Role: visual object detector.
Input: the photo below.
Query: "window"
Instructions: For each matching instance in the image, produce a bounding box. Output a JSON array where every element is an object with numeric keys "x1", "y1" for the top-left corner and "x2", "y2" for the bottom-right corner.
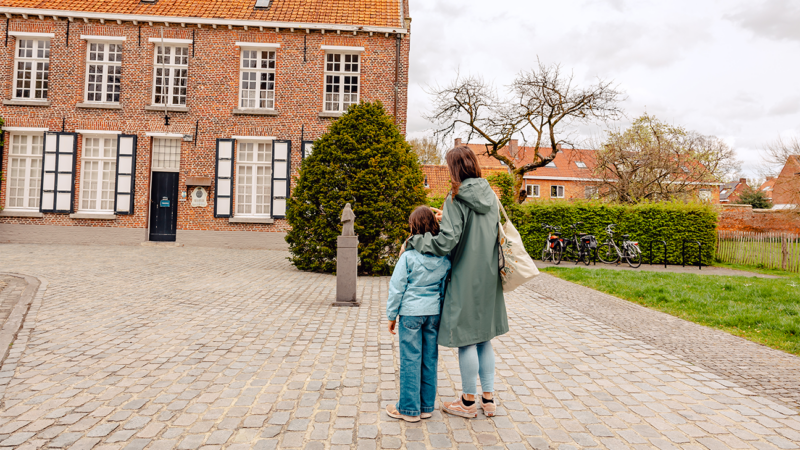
[
  {"x1": 545, "y1": 161, "x2": 556, "y2": 168},
  {"x1": 85, "y1": 42, "x2": 122, "y2": 103},
  {"x1": 153, "y1": 45, "x2": 189, "y2": 106},
  {"x1": 13, "y1": 39, "x2": 50, "y2": 100},
  {"x1": 585, "y1": 185, "x2": 598, "y2": 199},
  {"x1": 526, "y1": 184, "x2": 540, "y2": 197},
  {"x1": 236, "y1": 141, "x2": 272, "y2": 217},
  {"x1": 424, "y1": 176, "x2": 429, "y2": 188},
  {"x1": 551, "y1": 185, "x2": 565, "y2": 198},
  {"x1": 239, "y1": 49, "x2": 276, "y2": 109},
  {"x1": 5, "y1": 134, "x2": 43, "y2": 210},
  {"x1": 152, "y1": 138, "x2": 181, "y2": 171},
  {"x1": 324, "y1": 53, "x2": 360, "y2": 112},
  {"x1": 699, "y1": 189, "x2": 712, "y2": 201},
  {"x1": 79, "y1": 136, "x2": 117, "y2": 212},
  {"x1": 575, "y1": 161, "x2": 587, "y2": 168}
]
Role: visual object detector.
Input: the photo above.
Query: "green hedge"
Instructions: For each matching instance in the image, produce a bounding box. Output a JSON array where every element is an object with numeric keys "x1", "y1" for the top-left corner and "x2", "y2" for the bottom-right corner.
[{"x1": 510, "y1": 201, "x2": 717, "y2": 265}]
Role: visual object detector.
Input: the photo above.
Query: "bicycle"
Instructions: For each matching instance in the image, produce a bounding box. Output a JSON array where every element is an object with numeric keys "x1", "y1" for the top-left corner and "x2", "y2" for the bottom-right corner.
[
  {"x1": 540, "y1": 224, "x2": 564, "y2": 265},
  {"x1": 597, "y1": 224, "x2": 642, "y2": 268},
  {"x1": 561, "y1": 222, "x2": 592, "y2": 265}
]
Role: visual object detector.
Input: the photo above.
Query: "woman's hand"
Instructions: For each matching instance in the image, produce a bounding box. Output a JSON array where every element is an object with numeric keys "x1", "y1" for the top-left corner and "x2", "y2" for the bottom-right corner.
[
  {"x1": 388, "y1": 320, "x2": 397, "y2": 335},
  {"x1": 399, "y1": 241, "x2": 406, "y2": 256},
  {"x1": 430, "y1": 207, "x2": 443, "y2": 222}
]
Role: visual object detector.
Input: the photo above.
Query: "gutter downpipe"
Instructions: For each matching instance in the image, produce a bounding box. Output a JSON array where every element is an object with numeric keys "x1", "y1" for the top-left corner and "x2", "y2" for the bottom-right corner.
[{"x1": 394, "y1": 35, "x2": 400, "y2": 126}]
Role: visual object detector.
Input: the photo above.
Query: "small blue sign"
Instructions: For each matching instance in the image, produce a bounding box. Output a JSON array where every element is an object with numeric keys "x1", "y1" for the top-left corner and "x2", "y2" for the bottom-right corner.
[{"x1": 160, "y1": 198, "x2": 170, "y2": 208}]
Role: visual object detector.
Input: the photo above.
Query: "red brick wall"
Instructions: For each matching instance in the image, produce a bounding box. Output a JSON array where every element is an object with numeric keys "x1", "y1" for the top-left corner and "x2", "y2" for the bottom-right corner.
[
  {"x1": 717, "y1": 205, "x2": 800, "y2": 233},
  {"x1": 0, "y1": 18, "x2": 410, "y2": 233}
]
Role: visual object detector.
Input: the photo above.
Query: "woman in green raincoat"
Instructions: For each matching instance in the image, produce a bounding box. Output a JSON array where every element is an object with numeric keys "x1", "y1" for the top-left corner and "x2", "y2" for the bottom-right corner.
[{"x1": 405, "y1": 146, "x2": 508, "y2": 418}]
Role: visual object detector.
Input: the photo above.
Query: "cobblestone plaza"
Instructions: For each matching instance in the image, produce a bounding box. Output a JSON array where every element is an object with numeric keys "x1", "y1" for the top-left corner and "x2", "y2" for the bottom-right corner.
[{"x1": 0, "y1": 244, "x2": 798, "y2": 449}]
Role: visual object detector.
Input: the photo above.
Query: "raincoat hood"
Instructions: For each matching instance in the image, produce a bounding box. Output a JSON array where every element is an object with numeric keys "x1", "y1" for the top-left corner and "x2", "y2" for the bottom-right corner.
[{"x1": 455, "y1": 178, "x2": 495, "y2": 215}]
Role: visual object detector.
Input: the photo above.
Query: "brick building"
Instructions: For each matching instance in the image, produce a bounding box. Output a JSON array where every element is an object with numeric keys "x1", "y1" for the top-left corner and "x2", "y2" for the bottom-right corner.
[
  {"x1": 0, "y1": 0, "x2": 411, "y2": 246},
  {"x1": 771, "y1": 155, "x2": 800, "y2": 209},
  {"x1": 719, "y1": 178, "x2": 748, "y2": 204}
]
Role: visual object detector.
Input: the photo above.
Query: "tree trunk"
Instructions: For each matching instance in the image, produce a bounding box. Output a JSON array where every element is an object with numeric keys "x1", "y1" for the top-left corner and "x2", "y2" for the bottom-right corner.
[{"x1": 514, "y1": 174, "x2": 525, "y2": 204}]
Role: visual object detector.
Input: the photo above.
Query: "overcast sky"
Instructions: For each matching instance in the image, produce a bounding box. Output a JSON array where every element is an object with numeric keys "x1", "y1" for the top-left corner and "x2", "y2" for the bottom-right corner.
[{"x1": 405, "y1": 0, "x2": 800, "y2": 178}]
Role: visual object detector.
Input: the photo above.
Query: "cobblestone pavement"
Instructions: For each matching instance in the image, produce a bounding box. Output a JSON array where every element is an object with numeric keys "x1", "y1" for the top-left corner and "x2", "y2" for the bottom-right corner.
[
  {"x1": 0, "y1": 275, "x2": 26, "y2": 327},
  {"x1": 0, "y1": 244, "x2": 798, "y2": 450}
]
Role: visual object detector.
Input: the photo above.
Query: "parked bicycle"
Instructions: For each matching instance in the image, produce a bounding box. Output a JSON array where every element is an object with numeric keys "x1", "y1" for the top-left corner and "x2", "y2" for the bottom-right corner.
[
  {"x1": 597, "y1": 224, "x2": 642, "y2": 268},
  {"x1": 561, "y1": 222, "x2": 593, "y2": 265},
  {"x1": 540, "y1": 224, "x2": 564, "y2": 265}
]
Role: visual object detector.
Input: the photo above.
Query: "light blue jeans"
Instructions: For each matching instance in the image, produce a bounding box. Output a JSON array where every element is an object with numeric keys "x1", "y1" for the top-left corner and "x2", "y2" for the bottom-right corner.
[
  {"x1": 398, "y1": 315, "x2": 440, "y2": 416},
  {"x1": 458, "y1": 340, "x2": 495, "y2": 395}
]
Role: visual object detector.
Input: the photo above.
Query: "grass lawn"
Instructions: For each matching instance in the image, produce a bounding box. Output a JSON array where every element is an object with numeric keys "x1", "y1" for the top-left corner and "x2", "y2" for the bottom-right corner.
[{"x1": 542, "y1": 267, "x2": 800, "y2": 355}]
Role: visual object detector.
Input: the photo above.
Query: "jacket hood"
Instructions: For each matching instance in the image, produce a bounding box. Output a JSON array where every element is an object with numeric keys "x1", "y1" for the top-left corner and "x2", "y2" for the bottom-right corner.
[
  {"x1": 414, "y1": 250, "x2": 449, "y2": 272},
  {"x1": 454, "y1": 178, "x2": 495, "y2": 214}
]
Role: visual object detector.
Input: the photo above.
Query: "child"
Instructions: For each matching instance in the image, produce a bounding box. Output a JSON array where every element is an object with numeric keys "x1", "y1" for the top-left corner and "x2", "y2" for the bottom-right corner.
[{"x1": 386, "y1": 206, "x2": 451, "y2": 423}]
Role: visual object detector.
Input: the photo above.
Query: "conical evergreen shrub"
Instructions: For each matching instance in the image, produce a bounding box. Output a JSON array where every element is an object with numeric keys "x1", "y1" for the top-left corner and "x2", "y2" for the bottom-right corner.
[{"x1": 286, "y1": 102, "x2": 427, "y2": 275}]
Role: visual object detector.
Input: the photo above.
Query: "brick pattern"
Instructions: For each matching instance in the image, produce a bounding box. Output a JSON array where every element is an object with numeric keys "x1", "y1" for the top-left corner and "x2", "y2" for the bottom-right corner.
[
  {"x1": 773, "y1": 156, "x2": 800, "y2": 207},
  {"x1": 718, "y1": 205, "x2": 800, "y2": 234},
  {"x1": 0, "y1": 244, "x2": 798, "y2": 449},
  {"x1": 0, "y1": 17, "x2": 410, "y2": 234},
  {"x1": 0, "y1": 0, "x2": 405, "y2": 28}
]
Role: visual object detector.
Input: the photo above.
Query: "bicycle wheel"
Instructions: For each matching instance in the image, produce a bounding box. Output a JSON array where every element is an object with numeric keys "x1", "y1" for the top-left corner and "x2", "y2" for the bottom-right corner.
[
  {"x1": 541, "y1": 243, "x2": 550, "y2": 262},
  {"x1": 625, "y1": 246, "x2": 642, "y2": 268},
  {"x1": 597, "y1": 243, "x2": 619, "y2": 264},
  {"x1": 581, "y1": 249, "x2": 591, "y2": 266},
  {"x1": 553, "y1": 244, "x2": 563, "y2": 265}
]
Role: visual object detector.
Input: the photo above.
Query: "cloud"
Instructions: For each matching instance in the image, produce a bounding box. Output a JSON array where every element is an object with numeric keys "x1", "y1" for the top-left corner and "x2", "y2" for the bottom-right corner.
[
  {"x1": 727, "y1": 0, "x2": 800, "y2": 42},
  {"x1": 768, "y1": 96, "x2": 800, "y2": 116}
]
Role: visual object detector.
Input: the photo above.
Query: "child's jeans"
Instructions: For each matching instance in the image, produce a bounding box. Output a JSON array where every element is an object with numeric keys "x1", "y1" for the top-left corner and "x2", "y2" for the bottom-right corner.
[{"x1": 398, "y1": 314, "x2": 440, "y2": 416}]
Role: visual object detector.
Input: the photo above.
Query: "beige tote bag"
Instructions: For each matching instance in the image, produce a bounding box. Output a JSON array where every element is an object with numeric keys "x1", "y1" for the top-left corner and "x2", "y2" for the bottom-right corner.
[{"x1": 497, "y1": 197, "x2": 540, "y2": 292}]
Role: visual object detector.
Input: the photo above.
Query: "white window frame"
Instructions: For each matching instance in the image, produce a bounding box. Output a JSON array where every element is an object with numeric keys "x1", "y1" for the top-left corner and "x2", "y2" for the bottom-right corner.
[
  {"x1": 236, "y1": 43, "x2": 279, "y2": 110},
  {"x1": 526, "y1": 184, "x2": 540, "y2": 198},
  {"x1": 575, "y1": 161, "x2": 587, "y2": 168},
  {"x1": 4, "y1": 132, "x2": 45, "y2": 211},
  {"x1": 234, "y1": 138, "x2": 273, "y2": 218},
  {"x1": 151, "y1": 44, "x2": 189, "y2": 106},
  {"x1": 585, "y1": 185, "x2": 598, "y2": 199},
  {"x1": 150, "y1": 136, "x2": 182, "y2": 172},
  {"x1": 699, "y1": 189, "x2": 712, "y2": 201},
  {"x1": 323, "y1": 49, "x2": 362, "y2": 112},
  {"x1": 83, "y1": 37, "x2": 125, "y2": 104},
  {"x1": 78, "y1": 134, "x2": 118, "y2": 213},
  {"x1": 551, "y1": 185, "x2": 565, "y2": 198},
  {"x1": 545, "y1": 161, "x2": 556, "y2": 168},
  {"x1": 12, "y1": 36, "x2": 52, "y2": 100}
]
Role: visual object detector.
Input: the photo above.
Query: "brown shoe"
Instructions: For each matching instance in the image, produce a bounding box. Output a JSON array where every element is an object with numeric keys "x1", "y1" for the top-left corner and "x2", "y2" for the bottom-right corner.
[
  {"x1": 385, "y1": 404, "x2": 420, "y2": 423},
  {"x1": 480, "y1": 396, "x2": 496, "y2": 417},
  {"x1": 441, "y1": 396, "x2": 478, "y2": 418}
]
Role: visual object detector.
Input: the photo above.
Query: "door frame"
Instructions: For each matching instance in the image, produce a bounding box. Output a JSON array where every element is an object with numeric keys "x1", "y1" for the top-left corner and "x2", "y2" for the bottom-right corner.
[{"x1": 145, "y1": 134, "x2": 183, "y2": 242}]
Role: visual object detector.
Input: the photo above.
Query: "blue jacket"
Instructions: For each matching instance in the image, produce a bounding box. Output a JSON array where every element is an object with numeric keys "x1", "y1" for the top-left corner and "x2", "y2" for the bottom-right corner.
[{"x1": 387, "y1": 249, "x2": 451, "y2": 321}]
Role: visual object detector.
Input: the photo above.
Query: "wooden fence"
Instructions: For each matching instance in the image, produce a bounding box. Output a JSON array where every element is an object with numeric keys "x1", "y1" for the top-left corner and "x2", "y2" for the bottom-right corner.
[{"x1": 716, "y1": 231, "x2": 800, "y2": 273}]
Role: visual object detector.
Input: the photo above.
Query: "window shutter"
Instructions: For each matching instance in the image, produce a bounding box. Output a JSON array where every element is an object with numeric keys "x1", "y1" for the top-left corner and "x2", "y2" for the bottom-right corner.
[
  {"x1": 271, "y1": 140, "x2": 291, "y2": 218},
  {"x1": 301, "y1": 141, "x2": 314, "y2": 159},
  {"x1": 40, "y1": 132, "x2": 77, "y2": 214},
  {"x1": 114, "y1": 134, "x2": 138, "y2": 215},
  {"x1": 215, "y1": 138, "x2": 235, "y2": 218}
]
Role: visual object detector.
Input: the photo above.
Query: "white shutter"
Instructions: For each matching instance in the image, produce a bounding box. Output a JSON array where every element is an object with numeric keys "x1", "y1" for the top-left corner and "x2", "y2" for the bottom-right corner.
[
  {"x1": 114, "y1": 134, "x2": 138, "y2": 215},
  {"x1": 215, "y1": 138, "x2": 235, "y2": 218},
  {"x1": 40, "y1": 132, "x2": 77, "y2": 213},
  {"x1": 301, "y1": 141, "x2": 314, "y2": 159},
  {"x1": 271, "y1": 140, "x2": 291, "y2": 218}
]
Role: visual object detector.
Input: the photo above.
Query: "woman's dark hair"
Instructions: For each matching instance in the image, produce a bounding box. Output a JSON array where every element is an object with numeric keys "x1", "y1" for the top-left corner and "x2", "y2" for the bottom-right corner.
[
  {"x1": 409, "y1": 206, "x2": 440, "y2": 236},
  {"x1": 446, "y1": 146, "x2": 482, "y2": 195}
]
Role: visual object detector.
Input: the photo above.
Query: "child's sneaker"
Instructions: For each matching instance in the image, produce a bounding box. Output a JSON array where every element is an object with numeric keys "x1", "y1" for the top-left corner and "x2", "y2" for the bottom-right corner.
[
  {"x1": 480, "y1": 396, "x2": 496, "y2": 417},
  {"x1": 441, "y1": 396, "x2": 478, "y2": 418},
  {"x1": 386, "y1": 404, "x2": 420, "y2": 423},
  {"x1": 420, "y1": 412, "x2": 432, "y2": 419}
]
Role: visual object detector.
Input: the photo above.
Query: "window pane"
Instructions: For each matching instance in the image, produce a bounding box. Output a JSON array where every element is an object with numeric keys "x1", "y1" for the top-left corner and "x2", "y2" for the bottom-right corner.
[{"x1": 152, "y1": 138, "x2": 181, "y2": 171}]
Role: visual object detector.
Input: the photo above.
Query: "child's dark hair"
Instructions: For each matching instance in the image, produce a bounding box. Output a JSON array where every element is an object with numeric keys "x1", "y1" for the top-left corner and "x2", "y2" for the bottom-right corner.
[{"x1": 409, "y1": 206, "x2": 440, "y2": 236}]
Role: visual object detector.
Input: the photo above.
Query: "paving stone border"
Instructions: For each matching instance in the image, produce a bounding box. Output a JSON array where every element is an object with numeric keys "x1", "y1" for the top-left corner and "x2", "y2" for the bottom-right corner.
[
  {"x1": 0, "y1": 273, "x2": 44, "y2": 370},
  {"x1": 524, "y1": 273, "x2": 800, "y2": 410}
]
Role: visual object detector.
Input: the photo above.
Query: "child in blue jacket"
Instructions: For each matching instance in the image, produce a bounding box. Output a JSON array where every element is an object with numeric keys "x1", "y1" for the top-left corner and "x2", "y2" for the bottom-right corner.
[{"x1": 386, "y1": 206, "x2": 451, "y2": 422}]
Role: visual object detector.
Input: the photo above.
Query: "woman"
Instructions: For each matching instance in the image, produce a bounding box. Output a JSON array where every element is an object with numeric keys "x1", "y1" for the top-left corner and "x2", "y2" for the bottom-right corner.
[{"x1": 405, "y1": 145, "x2": 508, "y2": 418}]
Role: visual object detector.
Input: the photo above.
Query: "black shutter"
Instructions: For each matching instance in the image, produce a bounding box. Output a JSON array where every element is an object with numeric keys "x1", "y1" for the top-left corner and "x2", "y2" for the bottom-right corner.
[
  {"x1": 214, "y1": 138, "x2": 235, "y2": 218},
  {"x1": 114, "y1": 134, "x2": 138, "y2": 215},
  {"x1": 40, "y1": 132, "x2": 78, "y2": 214}
]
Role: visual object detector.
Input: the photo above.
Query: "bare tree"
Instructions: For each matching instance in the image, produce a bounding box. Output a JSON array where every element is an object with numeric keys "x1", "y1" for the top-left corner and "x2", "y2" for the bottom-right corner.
[
  {"x1": 593, "y1": 114, "x2": 740, "y2": 203},
  {"x1": 760, "y1": 136, "x2": 800, "y2": 177},
  {"x1": 408, "y1": 137, "x2": 444, "y2": 165},
  {"x1": 426, "y1": 61, "x2": 624, "y2": 202}
]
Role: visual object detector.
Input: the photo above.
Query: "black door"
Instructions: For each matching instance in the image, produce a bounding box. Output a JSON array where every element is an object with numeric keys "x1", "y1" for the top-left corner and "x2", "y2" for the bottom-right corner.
[{"x1": 149, "y1": 172, "x2": 179, "y2": 242}]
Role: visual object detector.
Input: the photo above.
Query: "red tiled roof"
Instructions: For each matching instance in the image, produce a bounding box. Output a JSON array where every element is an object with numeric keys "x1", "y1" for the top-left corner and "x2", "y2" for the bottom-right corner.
[
  {"x1": 466, "y1": 143, "x2": 599, "y2": 180},
  {"x1": 0, "y1": 0, "x2": 404, "y2": 28}
]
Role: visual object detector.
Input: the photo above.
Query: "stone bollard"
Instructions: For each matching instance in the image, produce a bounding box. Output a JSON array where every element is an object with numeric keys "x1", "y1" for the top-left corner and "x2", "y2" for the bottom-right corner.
[{"x1": 333, "y1": 203, "x2": 360, "y2": 307}]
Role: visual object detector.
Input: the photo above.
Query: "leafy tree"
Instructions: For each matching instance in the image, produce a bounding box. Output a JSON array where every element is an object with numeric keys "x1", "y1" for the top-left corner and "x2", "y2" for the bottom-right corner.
[
  {"x1": 285, "y1": 102, "x2": 427, "y2": 275},
  {"x1": 737, "y1": 186, "x2": 773, "y2": 210},
  {"x1": 594, "y1": 114, "x2": 740, "y2": 203},
  {"x1": 408, "y1": 137, "x2": 443, "y2": 165}
]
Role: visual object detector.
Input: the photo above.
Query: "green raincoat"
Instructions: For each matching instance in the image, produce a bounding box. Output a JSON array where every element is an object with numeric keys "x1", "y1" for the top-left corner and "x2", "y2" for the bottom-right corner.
[{"x1": 406, "y1": 177, "x2": 508, "y2": 348}]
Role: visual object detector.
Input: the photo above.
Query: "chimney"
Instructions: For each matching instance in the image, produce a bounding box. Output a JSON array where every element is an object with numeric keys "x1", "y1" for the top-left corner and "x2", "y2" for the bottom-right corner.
[
  {"x1": 509, "y1": 139, "x2": 518, "y2": 155},
  {"x1": 454, "y1": 138, "x2": 462, "y2": 147},
  {"x1": 739, "y1": 178, "x2": 748, "y2": 186}
]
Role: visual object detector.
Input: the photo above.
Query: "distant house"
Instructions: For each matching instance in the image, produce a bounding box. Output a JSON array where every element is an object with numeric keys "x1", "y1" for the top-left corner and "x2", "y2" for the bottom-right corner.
[
  {"x1": 759, "y1": 177, "x2": 776, "y2": 203},
  {"x1": 771, "y1": 155, "x2": 800, "y2": 209},
  {"x1": 719, "y1": 178, "x2": 748, "y2": 204}
]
